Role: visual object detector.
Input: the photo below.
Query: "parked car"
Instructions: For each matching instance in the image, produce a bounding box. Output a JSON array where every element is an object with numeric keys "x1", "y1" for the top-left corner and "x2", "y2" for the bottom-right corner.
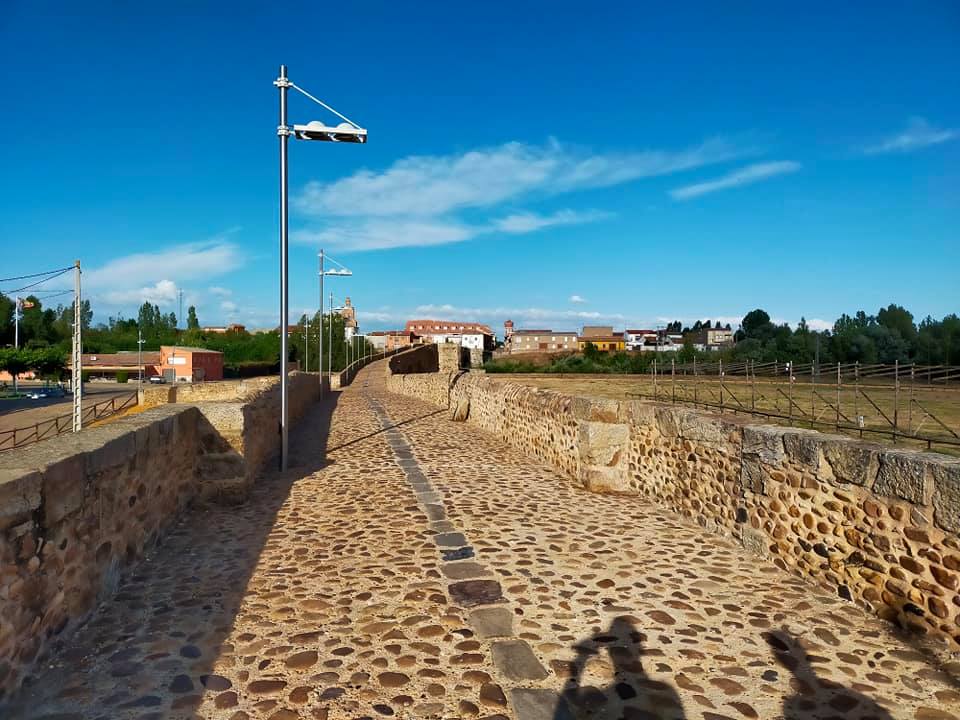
[
  {"x1": 148, "y1": 376, "x2": 166, "y2": 384},
  {"x1": 27, "y1": 387, "x2": 66, "y2": 400}
]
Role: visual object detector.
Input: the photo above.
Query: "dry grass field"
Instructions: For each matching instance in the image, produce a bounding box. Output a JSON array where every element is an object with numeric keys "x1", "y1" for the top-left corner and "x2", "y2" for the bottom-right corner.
[{"x1": 503, "y1": 373, "x2": 960, "y2": 456}]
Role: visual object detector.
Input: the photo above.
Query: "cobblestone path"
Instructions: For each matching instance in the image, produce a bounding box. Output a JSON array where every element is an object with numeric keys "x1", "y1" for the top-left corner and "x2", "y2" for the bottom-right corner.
[{"x1": 8, "y1": 363, "x2": 960, "y2": 720}]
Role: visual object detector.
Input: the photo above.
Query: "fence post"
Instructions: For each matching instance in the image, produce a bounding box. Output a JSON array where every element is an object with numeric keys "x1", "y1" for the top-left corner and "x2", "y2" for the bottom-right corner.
[
  {"x1": 908, "y1": 364, "x2": 914, "y2": 435},
  {"x1": 893, "y1": 359, "x2": 899, "y2": 444},
  {"x1": 836, "y1": 362, "x2": 841, "y2": 432},
  {"x1": 719, "y1": 358, "x2": 724, "y2": 411},
  {"x1": 693, "y1": 356, "x2": 698, "y2": 407},
  {"x1": 751, "y1": 359, "x2": 756, "y2": 410},
  {"x1": 671, "y1": 357, "x2": 675, "y2": 403},
  {"x1": 652, "y1": 358, "x2": 657, "y2": 401},
  {"x1": 855, "y1": 361, "x2": 862, "y2": 438},
  {"x1": 788, "y1": 360, "x2": 794, "y2": 426}
]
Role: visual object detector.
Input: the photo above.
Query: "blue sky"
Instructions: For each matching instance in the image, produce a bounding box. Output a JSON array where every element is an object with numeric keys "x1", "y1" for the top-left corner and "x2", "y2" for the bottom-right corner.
[{"x1": 1, "y1": 2, "x2": 958, "y2": 336}]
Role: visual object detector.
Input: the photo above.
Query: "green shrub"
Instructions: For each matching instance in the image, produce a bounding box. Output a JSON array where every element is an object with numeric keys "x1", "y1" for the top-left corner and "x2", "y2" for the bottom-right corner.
[
  {"x1": 81, "y1": 370, "x2": 91, "y2": 383},
  {"x1": 116, "y1": 371, "x2": 129, "y2": 384}
]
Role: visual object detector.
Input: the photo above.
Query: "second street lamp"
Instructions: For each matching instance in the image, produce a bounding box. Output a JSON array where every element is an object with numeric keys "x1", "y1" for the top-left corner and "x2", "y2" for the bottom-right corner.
[
  {"x1": 318, "y1": 249, "x2": 352, "y2": 400},
  {"x1": 276, "y1": 64, "x2": 366, "y2": 472}
]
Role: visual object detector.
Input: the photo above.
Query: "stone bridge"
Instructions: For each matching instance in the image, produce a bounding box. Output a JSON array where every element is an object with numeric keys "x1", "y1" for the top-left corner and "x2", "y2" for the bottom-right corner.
[{"x1": 1, "y1": 350, "x2": 959, "y2": 719}]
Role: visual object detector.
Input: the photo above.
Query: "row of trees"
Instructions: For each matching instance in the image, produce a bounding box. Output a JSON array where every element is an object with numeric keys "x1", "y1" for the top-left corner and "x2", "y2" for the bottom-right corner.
[
  {"x1": 0, "y1": 348, "x2": 67, "y2": 384},
  {"x1": 730, "y1": 305, "x2": 959, "y2": 366},
  {"x1": 0, "y1": 290, "x2": 372, "y2": 386}
]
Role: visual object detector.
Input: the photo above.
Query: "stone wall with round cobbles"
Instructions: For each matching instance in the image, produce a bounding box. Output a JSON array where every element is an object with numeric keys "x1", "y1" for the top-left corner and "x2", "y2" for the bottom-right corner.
[
  {"x1": 0, "y1": 405, "x2": 202, "y2": 702},
  {"x1": 0, "y1": 372, "x2": 325, "y2": 702},
  {"x1": 386, "y1": 365, "x2": 960, "y2": 650}
]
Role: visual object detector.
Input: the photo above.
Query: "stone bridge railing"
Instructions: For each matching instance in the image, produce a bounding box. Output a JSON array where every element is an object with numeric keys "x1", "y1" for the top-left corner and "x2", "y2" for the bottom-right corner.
[{"x1": 386, "y1": 356, "x2": 960, "y2": 651}]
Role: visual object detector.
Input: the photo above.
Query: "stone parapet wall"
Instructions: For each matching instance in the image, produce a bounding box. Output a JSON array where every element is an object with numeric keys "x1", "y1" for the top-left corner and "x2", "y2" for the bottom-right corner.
[
  {"x1": 387, "y1": 367, "x2": 960, "y2": 649},
  {"x1": 141, "y1": 372, "x2": 322, "y2": 489},
  {"x1": 139, "y1": 376, "x2": 279, "y2": 408},
  {"x1": 0, "y1": 405, "x2": 202, "y2": 701},
  {"x1": 0, "y1": 371, "x2": 325, "y2": 701}
]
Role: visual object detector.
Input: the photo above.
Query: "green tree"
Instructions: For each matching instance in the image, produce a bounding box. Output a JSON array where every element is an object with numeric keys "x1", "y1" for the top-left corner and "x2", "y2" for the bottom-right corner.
[
  {"x1": 0, "y1": 292, "x2": 14, "y2": 346},
  {"x1": 0, "y1": 348, "x2": 30, "y2": 390},
  {"x1": 877, "y1": 304, "x2": 917, "y2": 347},
  {"x1": 29, "y1": 347, "x2": 67, "y2": 379},
  {"x1": 741, "y1": 309, "x2": 773, "y2": 340},
  {"x1": 187, "y1": 305, "x2": 200, "y2": 330}
]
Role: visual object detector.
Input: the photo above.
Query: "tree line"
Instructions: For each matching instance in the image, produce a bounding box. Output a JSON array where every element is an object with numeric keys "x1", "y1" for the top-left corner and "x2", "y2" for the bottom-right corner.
[{"x1": 0, "y1": 291, "x2": 370, "y2": 386}]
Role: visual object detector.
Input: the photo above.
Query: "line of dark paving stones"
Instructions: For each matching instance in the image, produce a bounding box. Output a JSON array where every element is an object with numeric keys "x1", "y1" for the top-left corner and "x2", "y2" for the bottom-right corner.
[{"x1": 362, "y1": 385, "x2": 571, "y2": 720}]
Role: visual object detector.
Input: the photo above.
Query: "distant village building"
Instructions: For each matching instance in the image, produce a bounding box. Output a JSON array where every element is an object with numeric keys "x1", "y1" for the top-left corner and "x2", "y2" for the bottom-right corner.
[
  {"x1": 508, "y1": 329, "x2": 578, "y2": 354},
  {"x1": 404, "y1": 320, "x2": 494, "y2": 351},
  {"x1": 578, "y1": 326, "x2": 625, "y2": 352},
  {"x1": 202, "y1": 324, "x2": 246, "y2": 334},
  {"x1": 339, "y1": 297, "x2": 359, "y2": 341},
  {"x1": 68, "y1": 352, "x2": 161, "y2": 381},
  {"x1": 367, "y1": 330, "x2": 417, "y2": 352},
  {"x1": 158, "y1": 346, "x2": 224, "y2": 382},
  {"x1": 366, "y1": 332, "x2": 387, "y2": 352},
  {"x1": 624, "y1": 329, "x2": 658, "y2": 351}
]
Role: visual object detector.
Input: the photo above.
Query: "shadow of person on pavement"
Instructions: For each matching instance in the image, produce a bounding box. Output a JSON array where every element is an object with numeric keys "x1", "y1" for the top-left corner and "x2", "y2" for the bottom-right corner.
[
  {"x1": 557, "y1": 615, "x2": 687, "y2": 719},
  {"x1": 764, "y1": 630, "x2": 894, "y2": 720}
]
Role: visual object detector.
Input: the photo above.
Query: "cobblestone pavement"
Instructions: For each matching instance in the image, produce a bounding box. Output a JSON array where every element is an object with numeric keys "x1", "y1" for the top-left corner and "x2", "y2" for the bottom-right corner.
[{"x1": 8, "y1": 363, "x2": 960, "y2": 720}]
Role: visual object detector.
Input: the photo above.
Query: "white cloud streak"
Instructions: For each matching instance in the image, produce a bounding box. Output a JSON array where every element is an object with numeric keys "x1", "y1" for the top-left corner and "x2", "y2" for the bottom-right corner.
[
  {"x1": 669, "y1": 161, "x2": 801, "y2": 200},
  {"x1": 492, "y1": 209, "x2": 610, "y2": 234},
  {"x1": 295, "y1": 138, "x2": 743, "y2": 219},
  {"x1": 865, "y1": 117, "x2": 957, "y2": 155},
  {"x1": 82, "y1": 237, "x2": 245, "y2": 322},
  {"x1": 293, "y1": 137, "x2": 751, "y2": 252},
  {"x1": 85, "y1": 239, "x2": 243, "y2": 289},
  {"x1": 569, "y1": 294, "x2": 587, "y2": 304}
]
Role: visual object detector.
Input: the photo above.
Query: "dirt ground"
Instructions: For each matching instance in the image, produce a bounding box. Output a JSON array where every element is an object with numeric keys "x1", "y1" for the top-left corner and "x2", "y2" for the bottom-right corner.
[{"x1": 499, "y1": 373, "x2": 960, "y2": 456}]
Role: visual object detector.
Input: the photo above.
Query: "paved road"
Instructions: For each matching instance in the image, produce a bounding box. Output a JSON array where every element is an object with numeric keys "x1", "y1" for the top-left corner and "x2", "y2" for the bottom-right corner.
[
  {"x1": 0, "y1": 385, "x2": 136, "y2": 437},
  {"x1": 7, "y1": 363, "x2": 959, "y2": 719}
]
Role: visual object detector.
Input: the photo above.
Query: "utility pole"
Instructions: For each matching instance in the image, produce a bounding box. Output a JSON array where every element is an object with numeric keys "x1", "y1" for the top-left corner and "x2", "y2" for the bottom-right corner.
[
  {"x1": 303, "y1": 314, "x2": 309, "y2": 372},
  {"x1": 72, "y1": 260, "x2": 82, "y2": 433},
  {"x1": 13, "y1": 297, "x2": 20, "y2": 396},
  {"x1": 319, "y1": 249, "x2": 324, "y2": 396},
  {"x1": 178, "y1": 289, "x2": 184, "y2": 330},
  {"x1": 328, "y1": 290, "x2": 333, "y2": 379},
  {"x1": 137, "y1": 325, "x2": 144, "y2": 389}
]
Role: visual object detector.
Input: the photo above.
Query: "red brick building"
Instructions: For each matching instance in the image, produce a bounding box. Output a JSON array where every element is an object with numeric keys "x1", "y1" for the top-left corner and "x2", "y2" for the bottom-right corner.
[{"x1": 158, "y1": 346, "x2": 224, "y2": 382}]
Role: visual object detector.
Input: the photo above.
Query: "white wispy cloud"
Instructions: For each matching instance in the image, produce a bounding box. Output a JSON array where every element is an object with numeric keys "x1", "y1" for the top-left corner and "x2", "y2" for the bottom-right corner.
[
  {"x1": 865, "y1": 117, "x2": 957, "y2": 155},
  {"x1": 82, "y1": 236, "x2": 244, "y2": 322},
  {"x1": 220, "y1": 300, "x2": 238, "y2": 314},
  {"x1": 293, "y1": 136, "x2": 751, "y2": 252},
  {"x1": 357, "y1": 310, "x2": 397, "y2": 323},
  {"x1": 669, "y1": 161, "x2": 801, "y2": 200},
  {"x1": 569, "y1": 294, "x2": 587, "y2": 304},
  {"x1": 85, "y1": 239, "x2": 243, "y2": 289},
  {"x1": 295, "y1": 138, "x2": 743, "y2": 219},
  {"x1": 492, "y1": 209, "x2": 609, "y2": 234},
  {"x1": 209, "y1": 286, "x2": 233, "y2": 297},
  {"x1": 293, "y1": 219, "x2": 475, "y2": 252},
  {"x1": 101, "y1": 279, "x2": 180, "y2": 306}
]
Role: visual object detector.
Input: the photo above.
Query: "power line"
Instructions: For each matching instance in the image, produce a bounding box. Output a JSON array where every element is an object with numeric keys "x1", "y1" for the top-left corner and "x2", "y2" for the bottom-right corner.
[
  {"x1": 0, "y1": 265, "x2": 74, "y2": 284},
  {"x1": 3, "y1": 267, "x2": 73, "y2": 294}
]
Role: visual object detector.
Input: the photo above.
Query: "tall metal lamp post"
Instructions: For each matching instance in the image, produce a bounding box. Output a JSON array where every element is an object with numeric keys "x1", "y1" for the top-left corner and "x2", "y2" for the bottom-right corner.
[
  {"x1": 317, "y1": 249, "x2": 352, "y2": 399},
  {"x1": 275, "y1": 64, "x2": 367, "y2": 471}
]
